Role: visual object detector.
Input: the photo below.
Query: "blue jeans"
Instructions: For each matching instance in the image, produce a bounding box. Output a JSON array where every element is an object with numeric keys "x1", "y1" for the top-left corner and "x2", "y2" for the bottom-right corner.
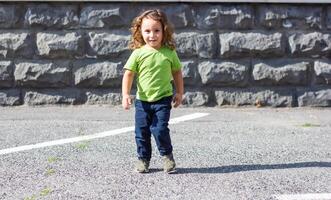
[{"x1": 135, "y1": 96, "x2": 173, "y2": 161}]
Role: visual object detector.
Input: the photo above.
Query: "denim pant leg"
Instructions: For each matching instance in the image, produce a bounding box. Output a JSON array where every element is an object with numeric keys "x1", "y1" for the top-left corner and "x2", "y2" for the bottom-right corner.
[
  {"x1": 135, "y1": 100, "x2": 152, "y2": 160},
  {"x1": 150, "y1": 96, "x2": 173, "y2": 156}
]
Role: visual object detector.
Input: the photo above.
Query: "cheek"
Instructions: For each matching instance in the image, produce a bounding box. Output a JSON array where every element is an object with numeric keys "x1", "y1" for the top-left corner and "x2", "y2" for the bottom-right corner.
[{"x1": 142, "y1": 33, "x2": 148, "y2": 38}]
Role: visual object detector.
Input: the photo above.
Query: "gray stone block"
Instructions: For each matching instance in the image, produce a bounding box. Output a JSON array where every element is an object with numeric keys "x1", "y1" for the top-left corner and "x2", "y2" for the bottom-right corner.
[
  {"x1": 328, "y1": 7, "x2": 331, "y2": 29},
  {"x1": 297, "y1": 88, "x2": 331, "y2": 107},
  {"x1": 0, "y1": 89, "x2": 21, "y2": 106},
  {"x1": 73, "y1": 60, "x2": 123, "y2": 88},
  {"x1": 194, "y1": 5, "x2": 253, "y2": 29},
  {"x1": 313, "y1": 60, "x2": 331, "y2": 85},
  {"x1": 182, "y1": 91, "x2": 210, "y2": 107},
  {"x1": 24, "y1": 89, "x2": 84, "y2": 105},
  {"x1": 87, "y1": 31, "x2": 130, "y2": 58},
  {"x1": 0, "y1": 4, "x2": 21, "y2": 28},
  {"x1": 14, "y1": 60, "x2": 71, "y2": 88},
  {"x1": 80, "y1": 4, "x2": 135, "y2": 28},
  {"x1": 175, "y1": 32, "x2": 196, "y2": 57},
  {"x1": 137, "y1": 4, "x2": 194, "y2": 28},
  {"x1": 219, "y1": 32, "x2": 284, "y2": 58},
  {"x1": 252, "y1": 59, "x2": 310, "y2": 86},
  {"x1": 288, "y1": 32, "x2": 331, "y2": 57},
  {"x1": 196, "y1": 33, "x2": 218, "y2": 58},
  {"x1": 175, "y1": 32, "x2": 217, "y2": 58},
  {"x1": 36, "y1": 32, "x2": 84, "y2": 58},
  {"x1": 85, "y1": 90, "x2": 121, "y2": 105},
  {"x1": 258, "y1": 5, "x2": 322, "y2": 29},
  {"x1": 25, "y1": 4, "x2": 79, "y2": 29},
  {"x1": 198, "y1": 60, "x2": 249, "y2": 86},
  {"x1": 163, "y1": 4, "x2": 194, "y2": 28},
  {"x1": 182, "y1": 60, "x2": 198, "y2": 86},
  {"x1": 215, "y1": 88, "x2": 294, "y2": 107},
  {"x1": 0, "y1": 32, "x2": 33, "y2": 58},
  {"x1": 0, "y1": 61, "x2": 14, "y2": 88}
]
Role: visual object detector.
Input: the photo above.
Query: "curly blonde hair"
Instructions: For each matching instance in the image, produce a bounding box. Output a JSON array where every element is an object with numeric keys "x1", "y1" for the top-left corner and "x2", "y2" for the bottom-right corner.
[{"x1": 129, "y1": 9, "x2": 176, "y2": 50}]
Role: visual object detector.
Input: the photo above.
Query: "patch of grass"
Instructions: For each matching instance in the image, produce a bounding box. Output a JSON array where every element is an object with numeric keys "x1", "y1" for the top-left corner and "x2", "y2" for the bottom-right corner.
[
  {"x1": 46, "y1": 168, "x2": 55, "y2": 176},
  {"x1": 40, "y1": 187, "x2": 52, "y2": 197},
  {"x1": 24, "y1": 195, "x2": 36, "y2": 200},
  {"x1": 301, "y1": 123, "x2": 320, "y2": 127},
  {"x1": 75, "y1": 141, "x2": 90, "y2": 150},
  {"x1": 24, "y1": 187, "x2": 52, "y2": 200},
  {"x1": 47, "y1": 156, "x2": 59, "y2": 163}
]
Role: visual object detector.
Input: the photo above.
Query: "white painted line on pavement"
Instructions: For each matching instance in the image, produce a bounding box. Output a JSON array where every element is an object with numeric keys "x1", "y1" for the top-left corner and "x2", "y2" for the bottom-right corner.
[
  {"x1": 0, "y1": 112, "x2": 209, "y2": 155},
  {"x1": 169, "y1": 112, "x2": 209, "y2": 124},
  {"x1": 273, "y1": 193, "x2": 331, "y2": 200}
]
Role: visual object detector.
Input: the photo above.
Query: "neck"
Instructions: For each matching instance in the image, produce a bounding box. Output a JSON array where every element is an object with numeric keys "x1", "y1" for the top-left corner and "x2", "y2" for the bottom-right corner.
[{"x1": 144, "y1": 45, "x2": 162, "y2": 50}]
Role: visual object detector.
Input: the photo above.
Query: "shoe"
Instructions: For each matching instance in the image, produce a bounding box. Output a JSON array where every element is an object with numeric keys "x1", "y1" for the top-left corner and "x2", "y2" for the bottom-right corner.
[
  {"x1": 135, "y1": 159, "x2": 150, "y2": 173},
  {"x1": 162, "y1": 153, "x2": 176, "y2": 173}
]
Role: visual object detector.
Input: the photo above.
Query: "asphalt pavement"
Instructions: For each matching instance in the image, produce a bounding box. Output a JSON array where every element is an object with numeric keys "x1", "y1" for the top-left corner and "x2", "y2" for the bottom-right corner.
[{"x1": 0, "y1": 106, "x2": 330, "y2": 200}]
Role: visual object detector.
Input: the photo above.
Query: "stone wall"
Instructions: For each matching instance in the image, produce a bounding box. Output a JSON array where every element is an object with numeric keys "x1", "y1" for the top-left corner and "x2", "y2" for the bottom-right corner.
[{"x1": 0, "y1": 2, "x2": 331, "y2": 107}]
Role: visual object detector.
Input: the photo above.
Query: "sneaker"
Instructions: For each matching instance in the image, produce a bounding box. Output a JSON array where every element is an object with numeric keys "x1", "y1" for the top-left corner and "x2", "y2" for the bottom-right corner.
[
  {"x1": 162, "y1": 153, "x2": 176, "y2": 173},
  {"x1": 135, "y1": 159, "x2": 150, "y2": 173}
]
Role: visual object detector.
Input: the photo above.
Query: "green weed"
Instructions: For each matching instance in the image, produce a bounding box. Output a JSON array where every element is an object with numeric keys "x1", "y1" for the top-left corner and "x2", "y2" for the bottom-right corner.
[
  {"x1": 47, "y1": 156, "x2": 59, "y2": 163},
  {"x1": 301, "y1": 123, "x2": 320, "y2": 127},
  {"x1": 24, "y1": 187, "x2": 52, "y2": 199},
  {"x1": 75, "y1": 141, "x2": 90, "y2": 150},
  {"x1": 40, "y1": 187, "x2": 52, "y2": 196},
  {"x1": 24, "y1": 195, "x2": 36, "y2": 200},
  {"x1": 46, "y1": 168, "x2": 55, "y2": 176}
]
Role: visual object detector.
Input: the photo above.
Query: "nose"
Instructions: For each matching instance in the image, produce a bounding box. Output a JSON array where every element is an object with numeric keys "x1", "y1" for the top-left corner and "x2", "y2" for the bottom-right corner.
[{"x1": 150, "y1": 31, "x2": 155, "y2": 37}]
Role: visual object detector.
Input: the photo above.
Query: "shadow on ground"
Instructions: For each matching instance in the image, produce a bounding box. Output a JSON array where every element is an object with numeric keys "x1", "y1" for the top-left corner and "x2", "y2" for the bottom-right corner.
[{"x1": 175, "y1": 161, "x2": 331, "y2": 174}]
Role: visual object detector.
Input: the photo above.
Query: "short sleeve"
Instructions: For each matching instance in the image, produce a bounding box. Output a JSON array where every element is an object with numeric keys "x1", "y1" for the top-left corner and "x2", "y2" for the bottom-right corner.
[
  {"x1": 171, "y1": 50, "x2": 182, "y2": 71},
  {"x1": 124, "y1": 49, "x2": 139, "y2": 73}
]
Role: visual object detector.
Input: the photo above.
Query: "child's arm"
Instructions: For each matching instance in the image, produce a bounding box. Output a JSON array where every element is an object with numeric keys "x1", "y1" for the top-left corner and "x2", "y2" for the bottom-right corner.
[
  {"x1": 122, "y1": 70, "x2": 135, "y2": 110},
  {"x1": 172, "y1": 69, "x2": 184, "y2": 108}
]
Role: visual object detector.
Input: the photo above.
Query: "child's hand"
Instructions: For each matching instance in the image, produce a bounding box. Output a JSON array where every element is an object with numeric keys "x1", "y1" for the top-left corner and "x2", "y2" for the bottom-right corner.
[
  {"x1": 122, "y1": 95, "x2": 132, "y2": 110},
  {"x1": 172, "y1": 93, "x2": 183, "y2": 108}
]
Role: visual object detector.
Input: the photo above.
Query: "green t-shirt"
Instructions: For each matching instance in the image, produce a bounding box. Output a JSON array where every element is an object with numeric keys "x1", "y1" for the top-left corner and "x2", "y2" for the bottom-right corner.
[{"x1": 124, "y1": 45, "x2": 182, "y2": 102}]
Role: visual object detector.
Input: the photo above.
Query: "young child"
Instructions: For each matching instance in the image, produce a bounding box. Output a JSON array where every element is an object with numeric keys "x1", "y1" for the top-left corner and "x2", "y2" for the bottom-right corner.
[{"x1": 122, "y1": 9, "x2": 184, "y2": 173}]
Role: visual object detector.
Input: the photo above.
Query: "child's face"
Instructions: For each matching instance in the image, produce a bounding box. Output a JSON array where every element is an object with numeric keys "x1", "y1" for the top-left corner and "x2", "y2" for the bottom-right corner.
[{"x1": 141, "y1": 18, "x2": 163, "y2": 49}]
